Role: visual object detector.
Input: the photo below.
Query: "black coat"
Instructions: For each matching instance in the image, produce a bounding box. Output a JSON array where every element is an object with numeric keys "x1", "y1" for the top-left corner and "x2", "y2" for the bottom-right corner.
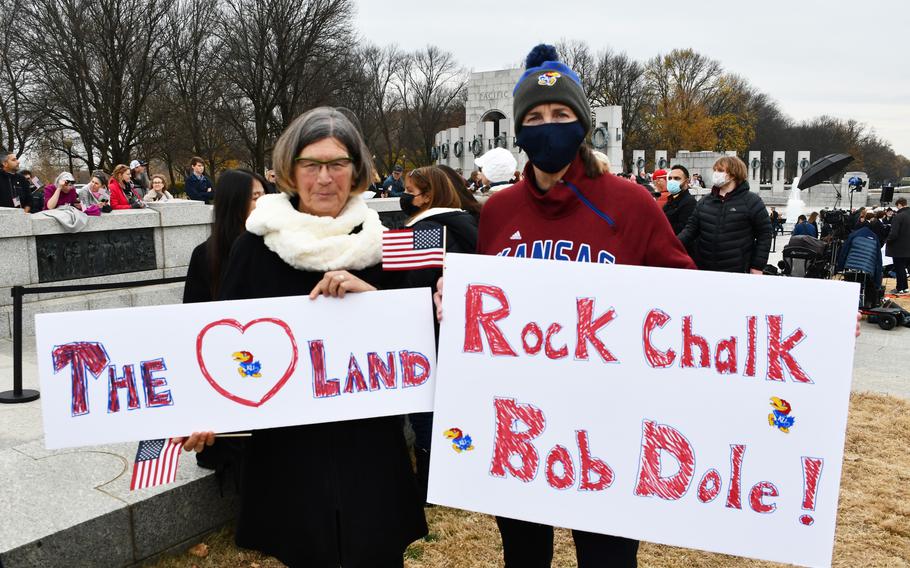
[
  {"x1": 886, "y1": 207, "x2": 910, "y2": 258},
  {"x1": 867, "y1": 219, "x2": 889, "y2": 246},
  {"x1": 677, "y1": 181, "x2": 772, "y2": 273},
  {"x1": 401, "y1": 210, "x2": 478, "y2": 292},
  {"x1": 0, "y1": 169, "x2": 33, "y2": 210},
  {"x1": 218, "y1": 229, "x2": 427, "y2": 567},
  {"x1": 183, "y1": 240, "x2": 213, "y2": 303},
  {"x1": 663, "y1": 189, "x2": 697, "y2": 234}
]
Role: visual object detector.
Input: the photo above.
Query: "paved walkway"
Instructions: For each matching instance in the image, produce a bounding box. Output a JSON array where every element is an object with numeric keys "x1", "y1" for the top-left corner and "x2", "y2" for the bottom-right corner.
[{"x1": 0, "y1": 336, "x2": 238, "y2": 567}]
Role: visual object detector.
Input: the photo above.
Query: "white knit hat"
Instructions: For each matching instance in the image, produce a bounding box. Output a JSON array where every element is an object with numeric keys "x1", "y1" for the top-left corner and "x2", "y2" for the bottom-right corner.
[{"x1": 474, "y1": 148, "x2": 517, "y2": 184}]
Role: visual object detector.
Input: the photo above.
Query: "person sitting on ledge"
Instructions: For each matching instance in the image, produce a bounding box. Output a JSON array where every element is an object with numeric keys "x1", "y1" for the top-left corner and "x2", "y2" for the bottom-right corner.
[
  {"x1": 44, "y1": 172, "x2": 82, "y2": 210},
  {"x1": 143, "y1": 175, "x2": 174, "y2": 202}
]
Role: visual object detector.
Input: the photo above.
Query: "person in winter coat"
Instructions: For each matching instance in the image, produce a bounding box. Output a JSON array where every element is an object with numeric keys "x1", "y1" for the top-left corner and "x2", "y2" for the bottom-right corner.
[
  {"x1": 177, "y1": 107, "x2": 427, "y2": 568},
  {"x1": 435, "y1": 43, "x2": 695, "y2": 568},
  {"x1": 142, "y1": 175, "x2": 174, "y2": 202},
  {"x1": 108, "y1": 164, "x2": 142, "y2": 210},
  {"x1": 884, "y1": 197, "x2": 910, "y2": 294},
  {"x1": 400, "y1": 165, "x2": 479, "y2": 504},
  {"x1": 382, "y1": 164, "x2": 406, "y2": 197},
  {"x1": 791, "y1": 215, "x2": 818, "y2": 238},
  {"x1": 869, "y1": 211, "x2": 889, "y2": 245},
  {"x1": 474, "y1": 147, "x2": 517, "y2": 193},
  {"x1": 0, "y1": 151, "x2": 33, "y2": 211},
  {"x1": 184, "y1": 157, "x2": 214, "y2": 203},
  {"x1": 77, "y1": 174, "x2": 110, "y2": 208},
  {"x1": 836, "y1": 225, "x2": 883, "y2": 290},
  {"x1": 129, "y1": 160, "x2": 149, "y2": 198},
  {"x1": 663, "y1": 164, "x2": 697, "y2": 234},
  {"x1": 677, "y1": 156, "x2": 772, "y2": 274}
]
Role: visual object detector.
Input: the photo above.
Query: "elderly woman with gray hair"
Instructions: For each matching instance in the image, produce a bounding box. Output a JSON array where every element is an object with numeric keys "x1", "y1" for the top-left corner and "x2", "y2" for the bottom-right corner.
[{"x1": 178, "y1": 107, "x2": 427, "y2": 567}]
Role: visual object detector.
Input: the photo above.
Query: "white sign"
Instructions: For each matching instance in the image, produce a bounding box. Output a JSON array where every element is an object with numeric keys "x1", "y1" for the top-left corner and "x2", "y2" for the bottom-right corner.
[
  {"x1": 37, "y1": 289, "x2": 437, "y2": 449},
  {"x1": 428, "y1": 254, "x2": 858, "y2": 568}
]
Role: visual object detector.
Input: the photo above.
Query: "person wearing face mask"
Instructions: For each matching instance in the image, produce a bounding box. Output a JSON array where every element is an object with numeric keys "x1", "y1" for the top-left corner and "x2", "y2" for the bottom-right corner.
[
  {"x1": 662, "y1": 164, "x2": 697, "y2": 234},
  {"x1": 677, "y1": 156, "x2": 772, "y2": 274},
  {"x1": 467, "y1": 43, "x2": 695, "y2": 568},
  {"x1": 400, "y1": 166, "x2": 478, "y2": 504}
]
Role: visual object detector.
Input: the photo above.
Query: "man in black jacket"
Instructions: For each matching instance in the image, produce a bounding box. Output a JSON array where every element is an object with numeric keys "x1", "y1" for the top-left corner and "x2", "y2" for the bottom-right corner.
[
  {"x1": 885, "y1": 197, "x2": 910, "y2": 294},
  {"x1": 678, "y1": 156, "x2": 772, "y2": 274},
  {"x1": 664, "y1": 164, "x2": 697, "y2": 234},
  {"x1": 0, "y1": 151, "x2": 32, "y2": 212}
]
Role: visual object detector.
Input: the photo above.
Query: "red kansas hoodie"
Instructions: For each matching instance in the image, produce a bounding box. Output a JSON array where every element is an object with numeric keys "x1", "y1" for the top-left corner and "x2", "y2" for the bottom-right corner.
[{"x1": 478, "y1": 155, "x2": 696, "y2": 270}]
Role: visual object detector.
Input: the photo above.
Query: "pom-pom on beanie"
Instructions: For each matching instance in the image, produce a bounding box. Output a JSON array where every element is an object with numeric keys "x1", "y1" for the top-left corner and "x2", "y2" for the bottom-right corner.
[{"x1": 512, "y1": 44, "x2": 592, "y2": 136}]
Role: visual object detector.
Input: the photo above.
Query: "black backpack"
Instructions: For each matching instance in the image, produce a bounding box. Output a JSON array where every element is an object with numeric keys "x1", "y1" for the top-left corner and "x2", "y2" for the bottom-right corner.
[{"x1": 30, "y1": 187, "x2": 44, "y2": 213}]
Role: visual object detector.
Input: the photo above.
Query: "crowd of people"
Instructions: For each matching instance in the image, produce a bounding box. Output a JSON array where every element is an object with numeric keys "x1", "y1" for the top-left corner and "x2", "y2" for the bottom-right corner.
[
  {"x1": 2, "y1": 41, "x2": 885, "y2": 568},
  {"x1": 0, "y1": 153, "x2": 278, "y2": 215}
]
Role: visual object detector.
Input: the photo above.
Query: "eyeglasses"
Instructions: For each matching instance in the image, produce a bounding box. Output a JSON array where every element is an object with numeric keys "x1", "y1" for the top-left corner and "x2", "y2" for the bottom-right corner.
[{"x1": 294, "y1": 156, "x2": 353, "y2": 176}]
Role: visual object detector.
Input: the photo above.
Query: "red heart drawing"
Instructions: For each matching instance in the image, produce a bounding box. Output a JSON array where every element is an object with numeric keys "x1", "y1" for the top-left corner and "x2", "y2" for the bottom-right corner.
[{"x1": 195, "y1": 317, "x2": 299, "y2": 407}]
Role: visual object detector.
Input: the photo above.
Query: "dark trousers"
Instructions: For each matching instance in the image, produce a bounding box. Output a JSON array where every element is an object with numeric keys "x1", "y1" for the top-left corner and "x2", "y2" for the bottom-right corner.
[
  {"x1": 894, "y1": 257, "x2": 909, "y2": 291},
  {"x1": 408, "y1": 411, "x2": 433, "y2": 503},
  {"x1": 496, "y1": 517, "x2": 639, "y2": 568}
]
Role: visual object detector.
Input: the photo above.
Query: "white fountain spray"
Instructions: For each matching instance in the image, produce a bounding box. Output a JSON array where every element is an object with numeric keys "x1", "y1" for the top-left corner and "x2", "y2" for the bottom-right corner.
[{"x1": 785, "y1": 176, "x2": 805, "y2": 231}]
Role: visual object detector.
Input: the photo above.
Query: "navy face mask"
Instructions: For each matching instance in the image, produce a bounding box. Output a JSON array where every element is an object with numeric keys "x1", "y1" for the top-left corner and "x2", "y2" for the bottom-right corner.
[
  {"x1": 516, "y1": 121, "x2": 586, "y2": 174},
  {"x1": 399, "y1": 193, "x2": 421, "y2": 216}
]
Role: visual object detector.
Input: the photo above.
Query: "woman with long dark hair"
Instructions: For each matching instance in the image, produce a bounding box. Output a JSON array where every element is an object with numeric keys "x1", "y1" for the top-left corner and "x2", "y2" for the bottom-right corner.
[
  {"x1": 183, "y1": 169, "x2": 265, "y2": 303},
  {"x1": 437, "y1": 164, "x2": 482, "y2": 221}
]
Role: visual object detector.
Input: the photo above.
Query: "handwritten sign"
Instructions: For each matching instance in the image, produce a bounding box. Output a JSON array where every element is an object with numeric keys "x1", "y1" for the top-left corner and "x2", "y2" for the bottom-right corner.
[
  {"x1": 36, "y1": 289, "x2": 437, "y2": 449},
  {"x1": 428, "y1": 254, "x2": 858, "y2": 568}
]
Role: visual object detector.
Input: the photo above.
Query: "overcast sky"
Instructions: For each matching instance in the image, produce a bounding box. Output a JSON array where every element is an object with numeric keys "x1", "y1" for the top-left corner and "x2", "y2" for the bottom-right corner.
[{"x1": 356, "y1": 0, "x2": 910, "y2": 157}]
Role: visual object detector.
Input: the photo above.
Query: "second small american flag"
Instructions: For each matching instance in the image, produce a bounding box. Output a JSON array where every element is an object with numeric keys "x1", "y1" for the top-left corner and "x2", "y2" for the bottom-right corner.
[{"x1": 382, "y1": 226, "x2": 446, "y2": 270}]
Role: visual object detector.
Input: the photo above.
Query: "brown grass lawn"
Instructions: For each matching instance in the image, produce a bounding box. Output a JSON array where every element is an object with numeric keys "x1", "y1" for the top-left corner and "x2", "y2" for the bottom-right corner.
[{"x1": 153, "y1": 392, "x2": 910, "y2": 568}]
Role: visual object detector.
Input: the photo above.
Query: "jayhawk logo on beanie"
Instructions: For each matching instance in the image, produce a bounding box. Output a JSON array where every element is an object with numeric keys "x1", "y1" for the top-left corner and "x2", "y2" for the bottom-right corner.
[{"x1": 538, "y1": 71, "x2": 561, "y2": 86}]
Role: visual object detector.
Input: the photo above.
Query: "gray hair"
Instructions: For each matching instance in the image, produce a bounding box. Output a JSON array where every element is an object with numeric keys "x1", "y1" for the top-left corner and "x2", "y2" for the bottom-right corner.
[{"x1": 272, "y1": 107, "x2": 374, "y2": 196}]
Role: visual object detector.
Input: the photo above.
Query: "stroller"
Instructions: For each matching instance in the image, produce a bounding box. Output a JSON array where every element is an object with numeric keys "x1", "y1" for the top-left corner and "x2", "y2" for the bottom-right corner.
[{"x1": 779, "y1": 235, "x2": 831, "y2": 279}]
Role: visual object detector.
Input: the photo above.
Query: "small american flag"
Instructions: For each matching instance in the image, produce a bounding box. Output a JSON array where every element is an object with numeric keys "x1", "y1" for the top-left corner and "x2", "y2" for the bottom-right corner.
[
  {"x1": 382, "y1": 226, "x2": 446, "y2": 270},
  {"x1": 130, "y1": 438, "x2": 182, "y2": 490}
]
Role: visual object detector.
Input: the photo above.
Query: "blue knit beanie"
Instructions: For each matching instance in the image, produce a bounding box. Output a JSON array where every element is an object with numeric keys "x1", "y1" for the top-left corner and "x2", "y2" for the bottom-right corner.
[{"x1": 512, "y1": 44, "x2": 592, "y2": 136}]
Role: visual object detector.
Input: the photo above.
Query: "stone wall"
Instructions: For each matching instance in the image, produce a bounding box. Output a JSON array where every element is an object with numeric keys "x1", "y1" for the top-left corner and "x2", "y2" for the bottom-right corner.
[{"x1": 0, "y1": 202, "x2": 213, "y2": 339}]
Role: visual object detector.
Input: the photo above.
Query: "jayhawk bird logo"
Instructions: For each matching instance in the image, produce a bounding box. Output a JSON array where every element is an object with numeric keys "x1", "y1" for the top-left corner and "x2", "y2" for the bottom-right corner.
[
  {"x1": 538, "y1": 71, "x2": 561, "y2": 86},
  {"x1": 768, "y1": 397, "x2": 796, "y2": 433},
  {"x1": 443, "y1": 428, "x2": 474, "y2": 453},
  {"x1": 233, "y1": 351, "x2": 262, "y2": 378}
]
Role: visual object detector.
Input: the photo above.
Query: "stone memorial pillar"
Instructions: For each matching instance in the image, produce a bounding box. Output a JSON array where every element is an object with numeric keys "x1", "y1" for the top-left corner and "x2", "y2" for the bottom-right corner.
[
  {"x1": 632, "y1": 150, "x2": 646, "y2": 176},
  {"x1": 655, "y1": 151, "x2": 668, "y2": 171},
  {"x1": 592, "y1": 106, "x2": 623, "y2": 171},
  {"x1": 797, "y1": 151, "x2": 811, "y2": 181},
  {"x1": 772, "y1": 151, "x2": 786, "y2": 195},
  {"x1": 748, "y1": 151, "x2": 761, "y2": 190}
]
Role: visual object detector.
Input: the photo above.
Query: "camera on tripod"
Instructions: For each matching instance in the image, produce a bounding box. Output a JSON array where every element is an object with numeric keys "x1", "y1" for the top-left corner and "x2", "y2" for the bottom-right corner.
[{"x1": 848, "y1": 176, "x2": 866, "y2": 192}]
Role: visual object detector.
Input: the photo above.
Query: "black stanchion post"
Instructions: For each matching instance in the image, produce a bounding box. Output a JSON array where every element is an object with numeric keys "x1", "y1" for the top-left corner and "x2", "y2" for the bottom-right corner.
[{"x1": 0, "y1": 286, "x2": 40, "y2": 403}]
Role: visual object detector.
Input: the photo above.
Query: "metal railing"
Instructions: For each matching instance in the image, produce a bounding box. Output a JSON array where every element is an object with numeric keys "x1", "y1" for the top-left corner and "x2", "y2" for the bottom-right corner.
[{"x1": 0, "y1": 277, "x2": 186, "y2": 404}]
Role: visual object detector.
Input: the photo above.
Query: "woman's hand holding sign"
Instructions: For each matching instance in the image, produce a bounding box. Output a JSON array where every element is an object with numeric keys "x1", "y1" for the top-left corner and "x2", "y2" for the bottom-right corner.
[{"x1": 309, "y1": 270, "x2": 376, "y2": 299}]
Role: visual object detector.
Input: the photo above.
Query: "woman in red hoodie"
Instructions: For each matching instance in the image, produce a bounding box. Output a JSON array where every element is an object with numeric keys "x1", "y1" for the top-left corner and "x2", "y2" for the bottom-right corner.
[
  {"x1": 437, "y1": 44, "x2": 697, "y2": 568},
  {"x1": 108, "y1": 164, "x2": 136, "y2": 210}
]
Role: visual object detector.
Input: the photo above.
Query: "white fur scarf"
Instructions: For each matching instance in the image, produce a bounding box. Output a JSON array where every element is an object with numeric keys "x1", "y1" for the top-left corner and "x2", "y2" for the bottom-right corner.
[{"x1": 245, "y1": 193, "x2": 384, "y2": 272}]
